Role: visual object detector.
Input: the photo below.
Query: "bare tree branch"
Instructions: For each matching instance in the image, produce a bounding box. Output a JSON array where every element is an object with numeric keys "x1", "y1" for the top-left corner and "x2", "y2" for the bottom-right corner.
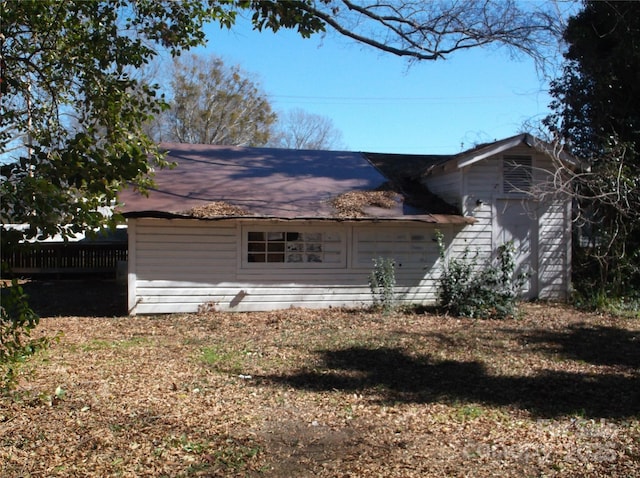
[
  {"x1": 268, "y1": 108, "x2": 345, "y2": 150},
  {"x1": 294, "y1": 0, "x2": 563, "y2": 67}
]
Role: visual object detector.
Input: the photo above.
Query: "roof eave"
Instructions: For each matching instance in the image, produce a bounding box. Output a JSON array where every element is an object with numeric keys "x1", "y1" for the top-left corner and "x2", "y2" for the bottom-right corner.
[
  {"x1": 455, "y1": 134, "x2": 529, "y2": 169},
  {"x1": 122, "y1": 211, "x2": 475, "y2": 224},
  {"x1": 429, "y1": 133, "x2": 582, "y2": 172}
]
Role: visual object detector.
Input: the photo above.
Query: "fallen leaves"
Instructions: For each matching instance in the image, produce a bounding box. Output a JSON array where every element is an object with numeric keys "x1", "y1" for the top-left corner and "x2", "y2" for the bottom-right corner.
[
  {"x1": 330, "y1": 190, "x2": 400, "y2": 217},
  {"x1": 0, "y1": 303, "x2": 638, "y2": 477},
  {"x1": 181, "y1": 201, "x2": 250, "y2": 218}
]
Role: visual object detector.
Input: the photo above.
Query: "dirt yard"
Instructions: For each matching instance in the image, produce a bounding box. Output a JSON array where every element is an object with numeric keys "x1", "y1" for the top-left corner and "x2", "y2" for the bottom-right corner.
[{"x1": 1, "y1": 281, "x2": 639, "y2": 477}]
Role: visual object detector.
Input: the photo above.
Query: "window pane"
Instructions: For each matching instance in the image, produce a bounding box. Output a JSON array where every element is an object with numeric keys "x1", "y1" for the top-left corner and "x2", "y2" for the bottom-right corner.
[
  {"x1": 246, "y1": 229, "x2": 343, "y2": 266},
  {"x1": 324, "y1": 252, "x2": 341, "y2": 263},
  {"x1": 248, "y1": 232, "x2": 264, "y2": 241},
  {"x1": 306, "y1": 253, "x2": 322, "y2": 263},
  {"x1": 267, "y1": 242, "x2": 285, "y2": 252},
  {"x1": 248, "y1": 253, "x2": 265, "y2": 263},
  {"x1": 287, "y1": 253, "x2": 303, "y2": 263},
  {"x1": 305, "y1": 243, "x2": 322, "y2": 252},
  {"x1": 248, "y1": 242, "x2": 265, "y2": 252}
]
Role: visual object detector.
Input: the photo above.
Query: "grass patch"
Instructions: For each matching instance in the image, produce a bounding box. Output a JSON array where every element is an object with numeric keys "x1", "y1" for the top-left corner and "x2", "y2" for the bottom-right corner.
[
  {"x1": 573, "y1": 292, "x2": 640, "y2": 319},
  {"x1": 455, "y1": 403, "x2": 486, "y2": 421},
  {"x1": 200, "y1": 345, "x2": 249, "y2": 375}
]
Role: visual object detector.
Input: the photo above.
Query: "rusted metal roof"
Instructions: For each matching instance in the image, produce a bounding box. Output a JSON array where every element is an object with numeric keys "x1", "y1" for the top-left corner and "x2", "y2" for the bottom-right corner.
[{"x1": 118, "y1": 143, "x2": 473, "y2": 224}]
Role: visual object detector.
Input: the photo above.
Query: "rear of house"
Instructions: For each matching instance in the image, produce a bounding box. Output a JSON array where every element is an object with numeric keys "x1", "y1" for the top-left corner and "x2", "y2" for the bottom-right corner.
[
  {"x1": 126, "y1": 218, "x2": 464, "y2": 313},
  {"x1": 121, "y1": 135, "x2": 572, "y2": 314}
]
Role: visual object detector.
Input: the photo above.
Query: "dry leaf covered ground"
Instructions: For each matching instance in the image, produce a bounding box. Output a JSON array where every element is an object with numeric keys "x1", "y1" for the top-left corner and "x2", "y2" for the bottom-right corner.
[{"x1": 1, "y1": 280, "x2": 639, "y2": 477}]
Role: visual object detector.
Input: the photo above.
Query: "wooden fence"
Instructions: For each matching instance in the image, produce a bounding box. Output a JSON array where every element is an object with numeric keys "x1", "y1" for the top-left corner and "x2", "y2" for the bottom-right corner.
[{"x1": 2, "y1": 243, "x2": 128, "y2": 276}]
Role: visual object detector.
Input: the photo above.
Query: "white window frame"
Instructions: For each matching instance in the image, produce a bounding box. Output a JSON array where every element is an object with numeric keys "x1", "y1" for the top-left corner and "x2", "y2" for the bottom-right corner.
[{"x1": 241, "y1": 225, "x2": 347, "y2": 269}]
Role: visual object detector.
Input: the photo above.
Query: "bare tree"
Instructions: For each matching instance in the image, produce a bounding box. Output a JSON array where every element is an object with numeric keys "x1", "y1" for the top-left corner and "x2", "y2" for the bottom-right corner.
[
  {"x1": 163, "y1": 54, "x2": 276, "y2": 146},
  {"x1": 291, "y1": 0, "x2": 564, "y2": 69},
  {"x1": 268, "y1": 109, "x2": 345, "y2": 150}
]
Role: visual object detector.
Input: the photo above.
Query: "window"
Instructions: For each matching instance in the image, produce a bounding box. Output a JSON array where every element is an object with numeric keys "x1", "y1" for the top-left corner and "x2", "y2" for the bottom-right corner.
[
  {"x1": 354, "y1": 228, "x2": 437, "y2": 268},
  {"x1": 246, "y1": 230, "x2": 343, "y2": 265},
  {"x1": 503, "y1": 156, "x2": 532, "y2": 194}
]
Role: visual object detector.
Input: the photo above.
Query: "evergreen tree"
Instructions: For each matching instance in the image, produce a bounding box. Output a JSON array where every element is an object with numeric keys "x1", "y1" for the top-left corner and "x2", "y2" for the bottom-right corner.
[{"x1": 545, "y1": 1, "x2": 640, "y2": 297}]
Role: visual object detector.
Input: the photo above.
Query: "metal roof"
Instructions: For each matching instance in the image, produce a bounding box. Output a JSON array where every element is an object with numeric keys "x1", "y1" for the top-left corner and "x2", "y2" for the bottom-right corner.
[{"x1": 118, "y1": 143, "x2": 473, "y2": 224}]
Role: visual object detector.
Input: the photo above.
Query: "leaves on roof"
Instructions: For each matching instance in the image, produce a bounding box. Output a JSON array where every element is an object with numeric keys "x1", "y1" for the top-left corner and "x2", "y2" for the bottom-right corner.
[
  {"x1": 181, "y1": 202, "x2": 250, "y2": 218},
  {"x1": 330, "y1": 190, "x2": 400, "y2": 218}
]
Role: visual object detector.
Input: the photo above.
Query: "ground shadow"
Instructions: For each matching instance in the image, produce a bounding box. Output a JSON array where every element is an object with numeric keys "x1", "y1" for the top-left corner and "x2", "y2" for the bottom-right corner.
[
  {"x1": 260, "y1": 346, "x2": 640, "y2": 419},
  {"x1": 523, "y1": 324, "x2": 640, "y2": 369},
  {"x1": 16, "y1": 279, "x2": 127, "y2": 317}
]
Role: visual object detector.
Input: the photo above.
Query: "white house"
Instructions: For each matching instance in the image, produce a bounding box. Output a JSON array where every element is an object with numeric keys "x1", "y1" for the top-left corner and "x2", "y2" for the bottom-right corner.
[{"x1": 119, "y1": 134, "x2": 573, "y2": 314}]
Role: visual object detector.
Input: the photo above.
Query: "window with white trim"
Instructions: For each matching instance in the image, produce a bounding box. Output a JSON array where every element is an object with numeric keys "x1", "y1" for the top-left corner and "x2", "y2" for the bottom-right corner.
[
  {"x1": 503, "y1": 155, "x2": 532, "y2": 194},
  {"x1": 245, "y1": 229, "x2": 344, "y2": 266}
]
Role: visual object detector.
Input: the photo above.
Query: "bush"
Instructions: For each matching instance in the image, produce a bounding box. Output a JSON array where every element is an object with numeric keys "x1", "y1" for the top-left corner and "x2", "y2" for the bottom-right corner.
[
  {"x1": 435, "y1": 231, "x2": 525, "y2": 319},
  {"x1": 1, "y1": 279, "x2": 50, "y2": 391},
  {"x1": 369, "y1": 256, "x2": 396, "y2": 313}
]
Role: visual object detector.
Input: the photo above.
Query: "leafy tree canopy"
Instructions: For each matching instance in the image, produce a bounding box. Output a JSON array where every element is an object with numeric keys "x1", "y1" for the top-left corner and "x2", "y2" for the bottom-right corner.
[
  {"x1": 545, "y1": 1, "x2": 640, "y2": 296},
  {"x1": 0, "y1": 0, "x2": 324, "y2": 241},
  {"x1": 548, "y1": 1, "x2": 640, "y2": 156}
]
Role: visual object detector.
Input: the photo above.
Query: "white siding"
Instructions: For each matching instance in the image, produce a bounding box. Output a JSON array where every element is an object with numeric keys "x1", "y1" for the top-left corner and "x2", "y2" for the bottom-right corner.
[
  {"x1": 128, "y1": 218, "x2": 453, "y2": 314},
  {"x1": 458, "y1": 158, "x2": 500, "y2": 261},
  {"x1": 424, "y1": 158, "x2": 498, "y2": 270},
  {"x1": 424, "y1": 147, "x2": 571, "y2": 301},
  {"x1": 537, "y1": 198, "x2": 571, "y2": 300}
]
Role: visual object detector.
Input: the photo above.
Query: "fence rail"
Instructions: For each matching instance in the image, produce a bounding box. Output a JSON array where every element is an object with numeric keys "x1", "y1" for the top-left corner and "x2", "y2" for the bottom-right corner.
[{"x1": 2, "y1": 243, "x2": 128, "y2": 276}]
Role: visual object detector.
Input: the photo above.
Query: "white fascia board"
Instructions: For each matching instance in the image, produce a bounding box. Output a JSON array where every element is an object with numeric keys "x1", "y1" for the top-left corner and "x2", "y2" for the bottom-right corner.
[{"x1": 456, "y1": 136, "x2": 526, "y2": 169}]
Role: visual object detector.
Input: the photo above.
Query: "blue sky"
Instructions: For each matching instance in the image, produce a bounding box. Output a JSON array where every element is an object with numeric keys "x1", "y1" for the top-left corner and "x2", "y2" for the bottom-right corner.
[{"x1": 190, "y1": 15, "x2": 557, "y2": 155}]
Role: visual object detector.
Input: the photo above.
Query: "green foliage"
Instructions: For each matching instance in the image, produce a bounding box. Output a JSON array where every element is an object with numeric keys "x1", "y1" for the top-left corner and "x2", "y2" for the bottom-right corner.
[
  {"x1": 1, "y1": 0, "x2": 210, "y2": 239},
  {"x1": 368, "y1": 257, "x2": 396, "y2": 313},
  {"x1": 435, "y1": 231, "x2": 525, "y2": 319},
  {"x1": 0, "y1": 0, "x2": 326, "y2": 241},
  {"x1": 0, "y1": 280, "x2": 50, "y2": 391},
  {"x1": 572, "y1": 290, "x2": 640, "y2": 319},
  {"x1": 545, "y1": 1, "x2": 640, "y2": 299}
]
